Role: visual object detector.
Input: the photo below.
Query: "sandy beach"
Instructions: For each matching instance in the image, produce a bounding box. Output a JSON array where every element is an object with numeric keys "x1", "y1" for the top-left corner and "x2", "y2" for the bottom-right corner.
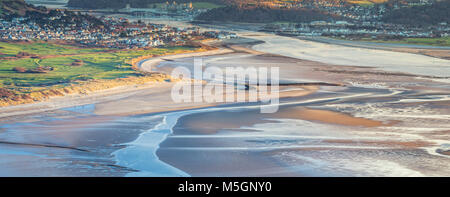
[
  {"x1": 248, "y1": 32, "x2": 450, "y2": 78},
  {"x1": 299, "y1": 36, "x2": 450, "y2": 60},
  {"x1": 153, "y1": 34, "x2": 450, "y2": 176}
]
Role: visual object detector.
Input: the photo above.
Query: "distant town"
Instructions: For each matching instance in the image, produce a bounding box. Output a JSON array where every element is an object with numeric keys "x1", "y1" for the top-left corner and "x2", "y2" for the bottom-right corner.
[
  {"x1": 0, "y1": 0, "x2": 448, "y2": 47},
  {"x1": 261, "y1": 19, "x2": 448, "y2": 39},
  {"x1": 255, "y1": 0, "x2": 449, "y2": 39},
  {"x1": 0, "y1": 8, "x2": 236, "y2": 49},
  {"x1": 99, "y1": 0, "x2": 448, "y2": 40},
  {"x1": 236, "y1": 0, "x2": 436, "y2": 22}
]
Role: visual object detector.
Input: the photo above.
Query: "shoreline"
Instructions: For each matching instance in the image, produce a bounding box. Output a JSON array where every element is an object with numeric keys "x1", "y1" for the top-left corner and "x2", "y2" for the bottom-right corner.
[
  {"x1": 299, "y1": 36, "x2": 450, "y2": 50},
  {"x1": 137, "y1": 46, "x2": 234, "y2": 73},
  {"x1": 0, "y1": 44, "x2": 230, "y2": 119},
  {"x1": 245, "y1": 32, "x2": 450, "y2": 78},
  {"x1": 0, "y1": 38, "x2": 265, "y2": 119},
  {"x1": 295, "y1": 36, "x2": 450, "y2": 60}
]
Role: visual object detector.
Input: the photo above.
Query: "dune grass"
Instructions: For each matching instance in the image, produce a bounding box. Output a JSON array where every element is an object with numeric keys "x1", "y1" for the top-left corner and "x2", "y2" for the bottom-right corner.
[
  {"x1": 0, "y1": 41, "x2": 197, "y2": 94},
  {"x1": 402, "y1": 37, "x2": 450, "y2": 47}
]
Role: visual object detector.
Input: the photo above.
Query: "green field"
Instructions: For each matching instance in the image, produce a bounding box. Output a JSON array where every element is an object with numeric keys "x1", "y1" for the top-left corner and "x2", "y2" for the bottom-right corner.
[
  {"x1": 334, "y1": 36, "x2": 450, "y2": 47},
  {"x1": 0, "y1": 41, "x2": 195, "y2": 93},
  {"x1": 400, "y1": 37, "x2": 450, "y2": 47},
  {"x1": 0, "y1": 42, "x2": 108, "y2": 57},
  {"x1": 357, "y1": 37, "x2": 450, "y2": 47}
]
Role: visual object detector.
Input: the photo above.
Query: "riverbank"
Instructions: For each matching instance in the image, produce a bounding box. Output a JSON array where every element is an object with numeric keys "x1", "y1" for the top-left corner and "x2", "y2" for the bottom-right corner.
[
  {"x1": 0, "y1": 38, "x2": 268, "y2": 119},
  {"x1": 152, "y1": 31, "x2": 450, "y2": 177},
  {"x1": 137, "y1": 46, "x2": 234, "y2": 73},
  {"x1": 0, "y1": 38, "x2": 325, "y2": 176},
  {"x1": 299, "y1": 36, "x2": 450, "y2": 60},
  {"x1": 246, "y1": 32, "x2": 450, "y2": 78},
  {"x1": 0, "y1": 42, "x2": 204, "y2": 108}
]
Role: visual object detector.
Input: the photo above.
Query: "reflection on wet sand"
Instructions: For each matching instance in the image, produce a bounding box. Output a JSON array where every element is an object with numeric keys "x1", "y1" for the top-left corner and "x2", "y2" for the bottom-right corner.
[
  {"x1": 154, "y1": 37, "x2": 450, "y2": 177},
  {"x1": 0, "y1": 34, "x2": 449, "y2": 176},
  {"x1": 275, "y1": 107, "x2": 386, "y2": 127}
]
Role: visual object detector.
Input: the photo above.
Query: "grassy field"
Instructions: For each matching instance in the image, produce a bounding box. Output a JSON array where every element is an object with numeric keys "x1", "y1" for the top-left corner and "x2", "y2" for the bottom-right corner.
[
  {"x1": 360, "y1": 37, "x2": 450, "y2": 47},
  {"x1": 0, "y1": 41, "x2": 108, "y2": 57},
  {"x1": 399, "y1": 37, "x2": 450, "y2": 47},
  {"x1": 336, "y1": 36, "x2": 450, "y2": 47},
  {"x1": 0, "y1": 41, "x2": 197, "y2": 94}
]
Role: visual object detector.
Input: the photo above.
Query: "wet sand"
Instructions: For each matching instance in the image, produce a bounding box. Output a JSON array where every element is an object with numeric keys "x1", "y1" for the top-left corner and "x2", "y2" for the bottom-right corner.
[
  {"x1": 1, "y1": 32, "x2": 450, "y2": 176},
  {"x1": 154, "y1": 36, "x2": 450, "y2": 176},
  {"x1": 158, "y1": 93, "x2": 450, "y2": 176},
  {"x1": 248, "y1": 32, "x2": 450, "y2": 78},
  {"x1": 0, "y1": 40, "x2": 320, "y2": 176},
  {"x1": 276, "y1": 107, "x2": 385, "y2": 127},
  {"x1": 300, "y1": 36, "x2": 450, "y2": 60},
  {"x1": 0, "y1": 111, "x2": 152, "y2": 176}
]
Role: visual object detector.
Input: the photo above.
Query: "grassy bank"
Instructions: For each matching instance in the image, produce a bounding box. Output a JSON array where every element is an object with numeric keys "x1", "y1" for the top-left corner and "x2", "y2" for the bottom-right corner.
[
  {"x1": 0, "y1": 41, "x2": 205, "y2": 106},
  {"x1": 341, "y1": 37, "x2": 450, "y2": 47},
  {"x1": 0, "y1": 41, "x2": 108, "y2": 58}
]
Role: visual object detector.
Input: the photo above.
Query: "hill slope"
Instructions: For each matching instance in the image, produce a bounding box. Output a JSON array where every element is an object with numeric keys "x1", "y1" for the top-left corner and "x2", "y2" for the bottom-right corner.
[
  {"x1": 196, "y1": 5, "x2": 341, "y2": 23},
  {"x1": 66, "y1": 0, "x2": 436, "y2": 10},
  {"x1": 382, "y1": 0, "x2": 450, "y2": 26},
  {"x1": 67, "y1": 0, "x2": 224, "y2": 9},
  {"x1": 0, "y1": 0, "x2": 39, "y2": 15}
]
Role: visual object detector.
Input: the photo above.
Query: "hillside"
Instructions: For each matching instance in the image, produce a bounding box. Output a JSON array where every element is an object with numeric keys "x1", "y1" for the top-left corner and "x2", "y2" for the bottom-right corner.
[
  {"x1": 65, "y1": 0, "x2": 433, "y2": 10},
  {"x1": 67, "y1": 0, "x2": 225, "y2": 9},
  {"x1": 196, "y1": 5, "x2": 341, "y2": 23},
  {"x1": 382, "y1": 0, "x2": 450, "y2": 26},
  {"x1": 0, "y1": 0, "x2": 39, "y2": 15}
]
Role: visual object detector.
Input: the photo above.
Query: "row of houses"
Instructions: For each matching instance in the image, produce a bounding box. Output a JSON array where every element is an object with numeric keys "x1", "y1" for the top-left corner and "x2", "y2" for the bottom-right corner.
[
  {"x1": 0, "y1": 15, "x2": 220, "y2": 49},
  {"x1": 262, "y1": 21, "x2": 449, "y2": 38}
]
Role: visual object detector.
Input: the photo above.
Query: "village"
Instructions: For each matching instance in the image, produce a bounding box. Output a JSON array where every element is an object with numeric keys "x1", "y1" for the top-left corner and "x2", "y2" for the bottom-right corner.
[
  {"x1": 257, "y1": 0, "x2": 435, "y2": 22},
  {"x1": 0, "y1": 10, "x2": 233, "y2": 49},
  {"x1": 262, "y1": 20, "x2": 449, "y2": 39},
  {"x1": 257, "y1": 0, "x2": 448, "y2": 39}
]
